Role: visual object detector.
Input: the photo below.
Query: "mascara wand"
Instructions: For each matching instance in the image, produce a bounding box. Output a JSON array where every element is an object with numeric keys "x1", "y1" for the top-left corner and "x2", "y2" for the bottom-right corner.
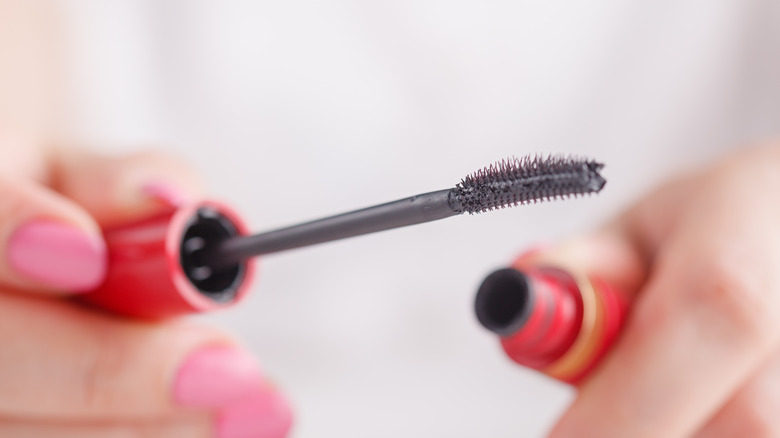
[
  {"x1": 201, "y1": 155, "x2": 606, "y2": 269},
  {"x1": 80, "y1": 155, "x2": 607, "y2": 319}
]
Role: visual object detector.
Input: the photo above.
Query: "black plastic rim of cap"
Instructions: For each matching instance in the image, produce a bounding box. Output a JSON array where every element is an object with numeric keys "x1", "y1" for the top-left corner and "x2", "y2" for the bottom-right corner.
[
  {"x1": 179, "y1": 207, "x2": 245, "y2": 303},
  {"x1": 474, "y1": 268, "x2": 535, "y2": 337}
]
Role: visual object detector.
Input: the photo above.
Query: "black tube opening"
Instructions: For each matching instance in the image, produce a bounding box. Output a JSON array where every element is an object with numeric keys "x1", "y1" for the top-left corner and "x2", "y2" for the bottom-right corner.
[
  {"x1": 474, "y1": 268, "x2": 534, "y2": 337},
  {"x1": 180, "y1": 207, "x2": 245, "y2": 303}
]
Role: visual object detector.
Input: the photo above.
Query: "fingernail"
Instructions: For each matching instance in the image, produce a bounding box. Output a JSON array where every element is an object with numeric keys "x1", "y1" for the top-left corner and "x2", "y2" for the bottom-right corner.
[
  {"x1": 217, "y1": 391, "x2": 294, "y2": 438},
  {"x1": 8, "y1": 221, "x2": 107, "y2": 292},
  {"x1": 174, "y1": 346, "x2": 265, "y2": 409},
  {"x1": 142, "y1": 181, "x2": 190, "y2": 208}
]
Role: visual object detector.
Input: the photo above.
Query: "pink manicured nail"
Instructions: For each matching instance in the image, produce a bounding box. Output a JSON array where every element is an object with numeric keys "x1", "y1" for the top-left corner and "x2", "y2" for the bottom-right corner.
[
  {"x1": 217, "y1": 392, "x2": 294, "y2": 438},
  {"x1": 174, "y1": 346, "x2": 265, "y2": 409},
  {"x1": 8, "y1": 221, "x2": 107, "y2": 292},
  {"x1": 142, "y1": 181, "x2": 190, "y2": 208}
]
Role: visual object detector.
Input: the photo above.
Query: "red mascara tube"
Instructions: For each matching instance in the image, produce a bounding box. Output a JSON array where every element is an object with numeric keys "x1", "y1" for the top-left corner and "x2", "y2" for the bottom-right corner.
[
  {"x1": 79, "y1": 200, "x2": 255, "y2": 319},
  {"x1": 475, "y1": 258, "x2": 627, "y2": 384}
]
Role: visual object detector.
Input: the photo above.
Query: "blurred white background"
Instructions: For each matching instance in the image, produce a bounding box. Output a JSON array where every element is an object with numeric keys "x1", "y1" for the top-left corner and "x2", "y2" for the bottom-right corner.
[{"x1": 49, "y1": 1, "x2": 780, "y2": 436}]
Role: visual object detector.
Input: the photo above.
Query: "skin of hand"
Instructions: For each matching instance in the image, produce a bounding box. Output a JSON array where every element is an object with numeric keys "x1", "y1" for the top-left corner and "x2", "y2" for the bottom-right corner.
[
  {"x1": 522, "y1": 141, "x2": 780, "y2": 438},
  {"x1": 0, "y1": 135, "x2": 292, "y2": 438}
]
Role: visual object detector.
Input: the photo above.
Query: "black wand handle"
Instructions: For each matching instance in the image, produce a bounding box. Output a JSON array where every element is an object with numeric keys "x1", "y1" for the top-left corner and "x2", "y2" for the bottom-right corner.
[{"x1": 205, "y1": 189, "x2": 457, "y2": 268}]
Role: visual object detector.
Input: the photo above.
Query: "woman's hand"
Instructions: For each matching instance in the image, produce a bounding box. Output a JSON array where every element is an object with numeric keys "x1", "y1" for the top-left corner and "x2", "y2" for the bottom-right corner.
[
  {"x1": 527, "y1": 141, "x2": 780, "y2": 438},
  {"x1": 0, "y1": 136, "x2": 292, "y2": 437}
]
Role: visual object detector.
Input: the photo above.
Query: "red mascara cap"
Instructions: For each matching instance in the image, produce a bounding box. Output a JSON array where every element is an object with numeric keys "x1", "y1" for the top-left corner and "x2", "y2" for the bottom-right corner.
[
  {"x1": 79, "y1": 200, "x2": 255, "y2": 319},
  {"x1": 476, "y1": 267, "x2": 583, "y2": 369}
]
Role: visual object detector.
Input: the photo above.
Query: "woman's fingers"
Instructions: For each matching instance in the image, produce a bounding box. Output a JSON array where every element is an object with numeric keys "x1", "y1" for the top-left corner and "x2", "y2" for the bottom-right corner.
[
  {"x1": 545, "y1": 147, "x2": 780, "y2": 438},
  {"x1": 0, "y1": 147, "x2": 204, "y2": 294},
  {"x1": 0, "y1": 174, "x2": 106, "y2": 293},
  {"x1": 0, "y1": 142, "x2": 292, "y2": 436},
  {"x1": 48, "y1": 147, "x2": 203, "y2": 227},
  {"x1": 0, "y1": 291, "x2": 292, "y2": 429},
  {"x1": 692, "y1": 349, "x2": 780, "y2": 438},
  {"x1": 547, "y1": 243, "x2": 780, "y2": 438}
]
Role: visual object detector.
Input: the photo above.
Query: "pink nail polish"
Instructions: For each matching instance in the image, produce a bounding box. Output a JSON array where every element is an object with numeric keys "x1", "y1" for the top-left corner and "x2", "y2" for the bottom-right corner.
[
  {"x1": 174, "y1": 346, "x2": 265, "y2": 409},
  {"x1": 142, "y1": 181, "x2": 190, "y2": 208},
  {"x1": 8, "y1": 221, "x2": 107, "y2": 292},
  {"x1": 217, "y1": 392, "x2": 294, "y2": 438}
]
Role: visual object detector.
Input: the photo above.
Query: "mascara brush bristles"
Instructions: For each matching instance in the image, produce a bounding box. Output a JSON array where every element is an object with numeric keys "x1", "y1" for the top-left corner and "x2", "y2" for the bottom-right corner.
[{"x1": 450, "y1": 155, "x2": 606, "y2": 214}]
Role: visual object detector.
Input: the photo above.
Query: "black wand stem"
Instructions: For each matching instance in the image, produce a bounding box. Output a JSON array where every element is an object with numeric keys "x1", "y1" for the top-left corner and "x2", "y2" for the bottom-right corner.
[{"x1": 206, "y1": 190, "x2": 457, "y2": 268}]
